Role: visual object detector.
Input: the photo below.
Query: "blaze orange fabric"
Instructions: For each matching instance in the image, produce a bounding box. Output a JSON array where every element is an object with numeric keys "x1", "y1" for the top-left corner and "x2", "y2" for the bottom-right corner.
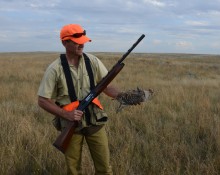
[
  {"x1": 60, "y1": 24, "x2": 91, "y2": 44},
  {"x1": 63, "y1": 101, "x2": 80, "y2": 111},
  {"x1": 62, "y1": 98, "x2": 103, "y2": 111},
  {"x1": 92, "y1": 98, "x2": 104, "y2": 110}
]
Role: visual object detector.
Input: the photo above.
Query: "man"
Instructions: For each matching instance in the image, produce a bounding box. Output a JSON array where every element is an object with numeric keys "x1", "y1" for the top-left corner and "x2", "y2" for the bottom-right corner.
[{"x1": 38, "y1": 24, "x2": 120, "y2": 174}]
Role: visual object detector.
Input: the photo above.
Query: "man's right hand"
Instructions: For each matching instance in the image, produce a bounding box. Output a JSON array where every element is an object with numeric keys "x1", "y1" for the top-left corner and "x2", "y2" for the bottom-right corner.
[
  {"x1": 38, "y1": 96, "x2": 83, "y2": 121},
  {"x1": 63, "y1": 109, "x2": 84, "y2": 121}
]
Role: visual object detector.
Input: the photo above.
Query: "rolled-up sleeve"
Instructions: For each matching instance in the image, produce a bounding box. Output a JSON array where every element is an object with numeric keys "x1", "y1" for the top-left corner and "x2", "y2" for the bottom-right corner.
[{"x1": 37, "y1": 67, "x2": 57, "y2": 99}]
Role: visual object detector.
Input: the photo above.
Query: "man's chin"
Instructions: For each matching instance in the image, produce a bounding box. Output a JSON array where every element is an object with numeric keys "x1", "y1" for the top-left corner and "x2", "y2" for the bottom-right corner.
[
  {"x1": 77, "y1": 50, "x2": 83, "y2": 56},
  {"x1": 77, "y1": 52, "x2": 83, "y2": 56}
]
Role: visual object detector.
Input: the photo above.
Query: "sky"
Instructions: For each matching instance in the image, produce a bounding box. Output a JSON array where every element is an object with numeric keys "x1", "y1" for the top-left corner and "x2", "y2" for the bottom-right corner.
[{"x1": 0, "y1": 0, "x2": 220, "y2": 54}]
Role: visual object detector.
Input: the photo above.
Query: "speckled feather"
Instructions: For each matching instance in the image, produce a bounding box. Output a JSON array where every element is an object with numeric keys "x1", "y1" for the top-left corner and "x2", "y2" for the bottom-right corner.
[{"x1": 115, "y1": 87, "x2": 153, "y2": 112}]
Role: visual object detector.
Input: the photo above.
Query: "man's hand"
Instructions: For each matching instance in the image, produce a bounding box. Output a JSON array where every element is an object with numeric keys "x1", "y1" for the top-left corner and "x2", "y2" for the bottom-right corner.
[
  {"x1": 63, "y1": 109, "x2": 84, "y2": 121},
  {"x1": 38, "y1": 96, "x2": 84, "y2": 121}
]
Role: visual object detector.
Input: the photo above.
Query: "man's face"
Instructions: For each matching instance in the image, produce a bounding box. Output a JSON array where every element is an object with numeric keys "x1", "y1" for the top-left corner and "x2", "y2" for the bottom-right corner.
[{"x1": 63, "y1": 40, "x2": 84, "y2": 56}]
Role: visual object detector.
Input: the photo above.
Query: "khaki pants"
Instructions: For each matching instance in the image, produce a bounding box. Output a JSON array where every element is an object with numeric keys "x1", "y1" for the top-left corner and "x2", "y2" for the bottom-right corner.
[{"x1": 65, "y1": 126, "x2": 113, "y2": 175}]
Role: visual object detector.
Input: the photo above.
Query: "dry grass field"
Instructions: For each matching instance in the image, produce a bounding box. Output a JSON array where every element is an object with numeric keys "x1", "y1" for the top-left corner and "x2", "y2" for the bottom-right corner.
[{"x1": 0, "y1": 52, "x2": 220, "y2": 175}]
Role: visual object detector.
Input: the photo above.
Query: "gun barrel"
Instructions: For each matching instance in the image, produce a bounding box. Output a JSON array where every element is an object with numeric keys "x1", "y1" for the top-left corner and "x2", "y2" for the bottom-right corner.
[{"x1": 118, "y1": 34, "x2": 145, "y2": 64}]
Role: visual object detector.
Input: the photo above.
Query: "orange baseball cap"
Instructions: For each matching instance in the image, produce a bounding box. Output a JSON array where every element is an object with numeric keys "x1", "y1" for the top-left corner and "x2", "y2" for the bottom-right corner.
[{"x1": 60, "y1": 24, "x2": 91, "y2": 44}]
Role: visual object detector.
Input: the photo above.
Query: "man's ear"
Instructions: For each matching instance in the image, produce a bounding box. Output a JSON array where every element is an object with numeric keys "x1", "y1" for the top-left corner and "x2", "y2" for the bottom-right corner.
[{"x1": 62, "y1": 40, "x2": 66, "y2": 46}]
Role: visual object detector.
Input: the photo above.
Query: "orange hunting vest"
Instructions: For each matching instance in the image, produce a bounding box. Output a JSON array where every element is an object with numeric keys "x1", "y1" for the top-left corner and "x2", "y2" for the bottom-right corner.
[{"x1": 62, "y1": 98, "x2": 103, "y2": 111}]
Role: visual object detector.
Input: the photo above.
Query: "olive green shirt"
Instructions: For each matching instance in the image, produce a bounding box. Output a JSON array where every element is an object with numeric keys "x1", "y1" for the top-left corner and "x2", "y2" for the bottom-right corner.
[{"x1": 38, "y1": 53, "x2": 108, "y2": 105}]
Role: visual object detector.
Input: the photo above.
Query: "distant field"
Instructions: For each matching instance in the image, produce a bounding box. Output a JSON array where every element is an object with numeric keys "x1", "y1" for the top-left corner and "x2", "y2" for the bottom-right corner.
[{"x1": 0, "y1": 52, "x2": 220, "y2": 175}]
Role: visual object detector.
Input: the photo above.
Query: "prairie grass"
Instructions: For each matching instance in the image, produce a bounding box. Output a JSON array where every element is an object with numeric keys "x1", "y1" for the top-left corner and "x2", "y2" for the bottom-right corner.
[{"x1": 0, "y1": 52, "x2": 220, "y2": 175}]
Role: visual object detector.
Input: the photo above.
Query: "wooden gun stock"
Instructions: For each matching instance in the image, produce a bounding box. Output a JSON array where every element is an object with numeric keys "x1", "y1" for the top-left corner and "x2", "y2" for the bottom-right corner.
[
  {"x1": 53, "y1": 121, "x2": 78, "y2": 153},
  {"x1": 53, "y1": 34, "x2": 145, "y2": 153}
]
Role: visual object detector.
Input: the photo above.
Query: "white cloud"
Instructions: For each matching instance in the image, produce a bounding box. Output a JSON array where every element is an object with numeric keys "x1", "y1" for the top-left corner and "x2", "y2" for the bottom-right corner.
[
  {"x1": 143, "y1": 0, "x2": 165, "y2": 7},
  {"x1": 153, "y1": 39, "x2": 162, "y2": 45},
  {"x1": 211, "y1": 42, "x2": 220, "y2": 49},
  {"x1": 28, "y1": 0, "x2": 61, "y2": 8},
  {"x1": 185, "y1": 20, "x2": 209, "y2": 27},
  {"x1": 176, "y1": 41, "x2": 192, "y2": 48}
]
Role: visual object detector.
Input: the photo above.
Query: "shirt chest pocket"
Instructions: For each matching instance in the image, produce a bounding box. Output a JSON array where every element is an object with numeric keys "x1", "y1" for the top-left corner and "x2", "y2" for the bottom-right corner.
[
  {"x1": 81, "y1": 73, "x2": 91, "y2": 89},
  {"x1": 57, "y1": 74, "x2": 69, "y2": 96}
]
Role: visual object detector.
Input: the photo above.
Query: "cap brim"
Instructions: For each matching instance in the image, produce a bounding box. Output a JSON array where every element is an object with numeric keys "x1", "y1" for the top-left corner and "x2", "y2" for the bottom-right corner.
[{"x1": 64, "y1": 36, "x2": 91, "y2": 44}]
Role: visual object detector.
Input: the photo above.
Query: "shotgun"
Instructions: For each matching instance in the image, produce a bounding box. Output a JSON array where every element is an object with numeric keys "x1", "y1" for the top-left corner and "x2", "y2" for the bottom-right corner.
[{"x1": 53, "y1": 34, "x2": 145, "y2": 153}]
